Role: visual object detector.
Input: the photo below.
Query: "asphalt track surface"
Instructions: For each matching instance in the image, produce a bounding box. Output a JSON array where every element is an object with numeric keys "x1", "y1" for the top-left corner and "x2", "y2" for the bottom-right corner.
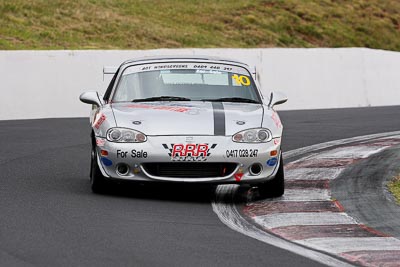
[
  {"x1": 0, "y1": 105, "x2": 399, "y2": 267},
  {"x1": 332, "y1": 145, "x2": 400, "y2": 238}
]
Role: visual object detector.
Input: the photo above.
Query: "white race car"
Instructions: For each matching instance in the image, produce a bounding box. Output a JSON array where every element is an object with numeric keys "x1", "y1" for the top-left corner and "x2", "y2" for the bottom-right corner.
[{"x1": 80, "y1": 56, "x2": 287, "y2": 197}]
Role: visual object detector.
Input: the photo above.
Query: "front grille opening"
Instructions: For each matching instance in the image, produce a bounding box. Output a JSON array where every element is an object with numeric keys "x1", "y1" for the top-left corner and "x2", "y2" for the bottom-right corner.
[{"x1": 142, "y1": 162, "x2": 237, "y2": 178}]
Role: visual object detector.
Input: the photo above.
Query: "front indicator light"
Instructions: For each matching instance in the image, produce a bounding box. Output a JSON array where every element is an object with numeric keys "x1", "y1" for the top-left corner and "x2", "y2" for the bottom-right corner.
[{"x1": 270, "y1": 150, "x2": 278, "y2": 156}]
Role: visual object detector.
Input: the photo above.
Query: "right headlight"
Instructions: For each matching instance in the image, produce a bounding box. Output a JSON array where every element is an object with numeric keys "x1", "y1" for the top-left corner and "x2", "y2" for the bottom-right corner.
[
  {"x1": 232, "y1": 128, "x2": 272, "y2": 143},
  {"x1": 106, "y1": 128, "x2": 147, "y2": 143}
]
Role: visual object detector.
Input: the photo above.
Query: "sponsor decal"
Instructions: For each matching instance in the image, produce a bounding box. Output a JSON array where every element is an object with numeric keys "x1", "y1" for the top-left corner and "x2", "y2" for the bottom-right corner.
[
  {"x1": 266, "y1": 157, "x2": 278, "y2": 166},
  {"x1": 196, "y1": 69, "x2": 222, "y2": 74},
  {"x1": 101, "y1": 157, "x2": 113, "y2": 166},
  {"x1": 163, "y1": 143, "x2": 217, "y2": 161},
  {"x1": 226, "y1": 149, "x2": 259, "y2": 158},
  {"x1": 96, "y1": 138, "x2": 106, "y2": 147},
  {"x1": 125, "y1": 104, "x2": 190, "y2": 113},
  {"x1": 271, "y1": 111, "x2": 282, "y2": 128},
  {"x1": 153, "y1": 64, "x2": 189, "y2": 70},
  {"x1": 234, "y1": 173, "x2": 244, "y2": 182},
  {"x1": 273, "y1": 138, "x2": 281, "y2": 145},
  {"x1": 192, "y1": 65, "x2": 232, "y2": 71},
  {"x1": 232, "y1": 74, "x2": 250, "y2": 86},
  {"x1": 140, "y1": 63, "x2": 229, "y2": 71},
  {"x1": 124, "y1": 63, "x2": 246, "y2": 76},
  {"x1": 117, "y1": 149, "x2": 148, "y2": 158},
  {"x1": 236, "y1": 120, "x2": 246, "y2": 125},
  {"x1": 131, "y1": 149, "x2": 147, "y2": 158},
  {"x1": 132, "y1": 121, "x2": 142, "y2": 125},
  {"x1": 93, "y1": 113, "x2": 106, "y2": 129}
]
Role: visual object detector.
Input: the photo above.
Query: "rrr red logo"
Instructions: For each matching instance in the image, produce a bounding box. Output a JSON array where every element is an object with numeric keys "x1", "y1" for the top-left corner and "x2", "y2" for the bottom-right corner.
[
  {"x1": 172, "y1": 144, "x2": 208, "y2": 157},
  {"x1": 163, "y1": 143, "x2": 217, "y2": 161}
]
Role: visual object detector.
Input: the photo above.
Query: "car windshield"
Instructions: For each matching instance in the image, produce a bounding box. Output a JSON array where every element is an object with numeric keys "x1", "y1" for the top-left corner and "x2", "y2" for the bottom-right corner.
[{"x1": 112, "y1": 62, "x2": 261, "y2": 103}]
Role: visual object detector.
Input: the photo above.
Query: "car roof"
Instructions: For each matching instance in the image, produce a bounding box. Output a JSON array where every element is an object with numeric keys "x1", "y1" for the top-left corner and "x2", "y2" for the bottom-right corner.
[{"x1": 120, "y1": 55, "x2": 249, "y2": 68}]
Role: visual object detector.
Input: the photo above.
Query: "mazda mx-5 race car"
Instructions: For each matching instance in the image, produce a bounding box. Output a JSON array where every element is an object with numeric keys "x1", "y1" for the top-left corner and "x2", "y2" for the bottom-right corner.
[{"x1": 80, "y1": 56, "x2": 287, "y2": 197}]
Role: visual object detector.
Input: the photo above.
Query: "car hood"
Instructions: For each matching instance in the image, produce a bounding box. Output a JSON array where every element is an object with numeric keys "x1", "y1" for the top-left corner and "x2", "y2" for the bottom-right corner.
[{"x1": 111, "y1": 101, "x2": 264, "y2": 136}]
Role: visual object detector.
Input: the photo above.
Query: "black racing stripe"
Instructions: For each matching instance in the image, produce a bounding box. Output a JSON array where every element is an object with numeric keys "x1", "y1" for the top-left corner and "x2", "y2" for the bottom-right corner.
[{"x1": 211, "y1": 102, "x2": 226, "y2": 136}]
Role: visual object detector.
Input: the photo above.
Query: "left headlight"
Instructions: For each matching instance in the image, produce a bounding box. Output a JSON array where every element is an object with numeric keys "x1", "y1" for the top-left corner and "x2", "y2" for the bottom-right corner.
[
  {"x1": 232, "y1": 128, "x2": 272, "y2": 143},
  {"x1": 106, "y1": 128, "x2": 147, "y2": 143}
]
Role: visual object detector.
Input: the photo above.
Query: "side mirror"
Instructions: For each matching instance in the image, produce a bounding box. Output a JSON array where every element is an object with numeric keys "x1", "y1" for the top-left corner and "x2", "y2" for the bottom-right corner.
[
  {"x1": 268, "y1": 91, "x2": 288, "y2": 108},
  {"x1": 79, "y1": 91, "x2": 103, "y2": 107}
]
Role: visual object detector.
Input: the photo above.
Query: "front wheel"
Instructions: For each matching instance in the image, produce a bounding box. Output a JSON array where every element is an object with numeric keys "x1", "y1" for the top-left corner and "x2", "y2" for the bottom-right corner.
[
  {"x1": 90, "y1": 148, "x2": 109, "y2": 194},
  {"x1": 257, "y1": 155, "x2": 284, "y2": 198}
]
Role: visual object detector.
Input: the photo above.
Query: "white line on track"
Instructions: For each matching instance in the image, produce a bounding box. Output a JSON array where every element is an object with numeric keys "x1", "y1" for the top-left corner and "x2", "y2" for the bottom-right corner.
[
  {"x1": 285, "y1": 168, "x2": 344, "y2": 181},
  {"x1": 279, "y1": 189, "x2": 330, "y2": 201},
  {"x1": 308, "y1": 146, "x2": 387, "y2": 159},
  {"x1": 254, "y1": 213, "x2": 357, "y2": 229}
]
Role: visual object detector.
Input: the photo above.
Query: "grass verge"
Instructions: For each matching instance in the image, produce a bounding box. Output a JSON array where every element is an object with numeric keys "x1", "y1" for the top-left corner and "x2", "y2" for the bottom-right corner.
[
  {"x1": 0, "y1": 0, "x2": 400, "y2": 50},
  {"x1": 388, "y1": 174, "x2": 400, "y2": 204}
]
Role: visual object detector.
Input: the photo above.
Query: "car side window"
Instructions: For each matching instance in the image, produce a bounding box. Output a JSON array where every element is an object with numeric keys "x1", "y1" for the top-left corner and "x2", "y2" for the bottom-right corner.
[{"x1": 113, "y1": 73, "x2": 140, "y2": 101}]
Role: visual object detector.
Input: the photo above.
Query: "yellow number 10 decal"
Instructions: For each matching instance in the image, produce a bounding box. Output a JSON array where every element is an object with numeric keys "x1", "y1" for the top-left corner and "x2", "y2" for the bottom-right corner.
[{"x1": 232, "y1": 74, "x2": 250, "y2": 86}]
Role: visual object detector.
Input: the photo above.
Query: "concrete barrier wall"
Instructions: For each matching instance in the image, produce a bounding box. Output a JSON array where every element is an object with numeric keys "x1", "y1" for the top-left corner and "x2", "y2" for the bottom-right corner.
[{"x1": 0, "y1": 48, "x2": 399, "y2": 120}]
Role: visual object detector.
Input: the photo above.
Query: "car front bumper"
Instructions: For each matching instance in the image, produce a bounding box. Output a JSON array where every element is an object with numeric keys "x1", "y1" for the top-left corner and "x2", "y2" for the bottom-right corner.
[{"x1": 95, "y1": 135, "x2": 282, "y2": 184}]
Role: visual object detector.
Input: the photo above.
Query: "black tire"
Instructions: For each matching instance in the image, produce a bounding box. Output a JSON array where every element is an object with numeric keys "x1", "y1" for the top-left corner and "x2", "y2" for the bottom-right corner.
[
  {"x1": 90, "y1": 147, "x2": 109, "y2": 194},
  {"x1": 258, "y1": 155, "x2": 284, "y2": 198}
]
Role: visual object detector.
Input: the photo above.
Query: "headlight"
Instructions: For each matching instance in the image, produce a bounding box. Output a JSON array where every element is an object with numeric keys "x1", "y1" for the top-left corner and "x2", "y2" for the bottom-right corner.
[
  {"x1": 106, "y1": 128, "x2": 147, "y2": 143},
  {"x1": 232, "y1": 128, "x2": 272, "y2": 143}
]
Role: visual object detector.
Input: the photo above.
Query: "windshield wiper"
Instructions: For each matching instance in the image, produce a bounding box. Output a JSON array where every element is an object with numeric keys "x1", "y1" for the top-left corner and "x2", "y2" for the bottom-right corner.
[
  {"x1": 132, "y1": 96, "x2": 191, "y2": 102},
  {"x1": 201, "y1": 97, "x2": 260, "y2": 104}
]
